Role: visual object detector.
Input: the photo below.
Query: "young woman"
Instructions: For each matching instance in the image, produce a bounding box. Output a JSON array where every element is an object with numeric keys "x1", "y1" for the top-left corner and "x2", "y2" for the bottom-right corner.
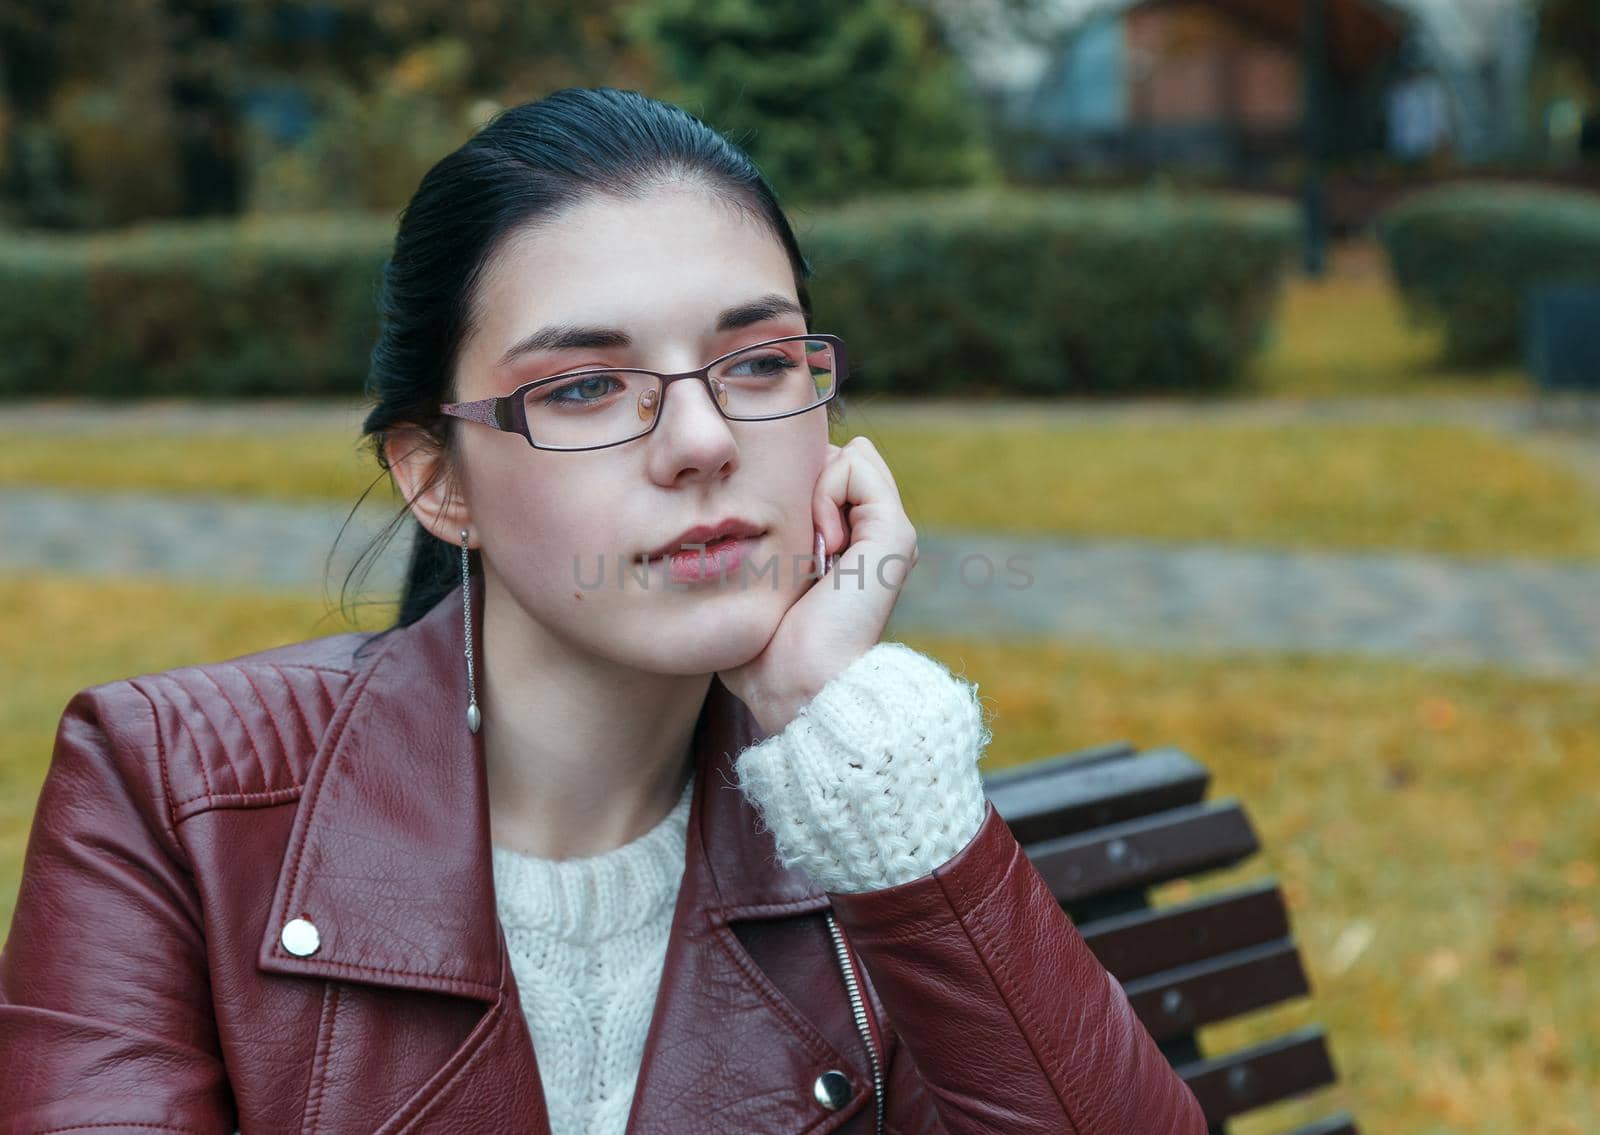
[{"x1": 0, "y1": 89, "x2": 1205, "y2": 1133}]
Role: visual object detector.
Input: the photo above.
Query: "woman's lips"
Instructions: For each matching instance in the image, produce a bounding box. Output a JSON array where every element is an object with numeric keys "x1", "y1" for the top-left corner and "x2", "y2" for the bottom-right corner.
[{"x1": 638, "y1": 533, "x2": 762, "y2": 585}]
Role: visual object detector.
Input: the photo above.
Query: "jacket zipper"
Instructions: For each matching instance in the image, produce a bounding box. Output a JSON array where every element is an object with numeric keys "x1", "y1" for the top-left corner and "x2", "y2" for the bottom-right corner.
[{"x1": 825, "y1": 911, "x2": 885, "y2": 1135}]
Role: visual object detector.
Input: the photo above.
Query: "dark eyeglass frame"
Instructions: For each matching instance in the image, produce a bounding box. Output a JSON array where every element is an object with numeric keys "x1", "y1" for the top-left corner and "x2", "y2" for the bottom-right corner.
[{"x1": 439, "y1": 332, "x2": 848, "y2": 452}]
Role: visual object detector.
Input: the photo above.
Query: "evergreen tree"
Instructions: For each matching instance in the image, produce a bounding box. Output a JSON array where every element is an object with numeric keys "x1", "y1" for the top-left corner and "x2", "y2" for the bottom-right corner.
[{"x1": 629, "y1": 0, "x2": 995, "y2": 204}]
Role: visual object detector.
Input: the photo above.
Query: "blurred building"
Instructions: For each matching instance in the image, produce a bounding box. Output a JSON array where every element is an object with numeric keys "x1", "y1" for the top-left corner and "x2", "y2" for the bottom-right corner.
[{"x1": 937, "y1": 0, "x2": 1536, "y2": 180}]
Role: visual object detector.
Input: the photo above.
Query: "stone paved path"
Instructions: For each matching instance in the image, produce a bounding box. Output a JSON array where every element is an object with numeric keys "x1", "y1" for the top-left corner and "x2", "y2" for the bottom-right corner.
[
  {"x1": 1, "y1": 488, "x2": 411, "y2": 596},
  {"x1": 4, "y1": 488, "x2": 1598, "y2": 679},
  {"x1": 891, "y1": 529, "x2": 1600, "y2": 679}
]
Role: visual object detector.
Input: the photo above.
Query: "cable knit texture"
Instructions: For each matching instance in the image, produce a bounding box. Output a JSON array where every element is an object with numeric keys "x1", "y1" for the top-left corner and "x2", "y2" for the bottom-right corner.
[
  {"x1": 491, "y1": 774, "x2": 693, "y2": 1135},
  {"x1": 733, "y1": 640, "x2": 994, "y2": 894}
]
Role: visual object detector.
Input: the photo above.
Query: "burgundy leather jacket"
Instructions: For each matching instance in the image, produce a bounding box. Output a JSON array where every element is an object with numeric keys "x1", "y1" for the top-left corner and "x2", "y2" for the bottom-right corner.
[{"x1": 1, "y1": 586, "x2": 1206, "y2": 1134}]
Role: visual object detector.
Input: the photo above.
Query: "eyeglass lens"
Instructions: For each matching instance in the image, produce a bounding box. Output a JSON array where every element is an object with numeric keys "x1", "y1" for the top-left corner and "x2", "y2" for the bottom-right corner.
[{"x1": 522, "y1": 338, "x2": 837, "y2": 450}]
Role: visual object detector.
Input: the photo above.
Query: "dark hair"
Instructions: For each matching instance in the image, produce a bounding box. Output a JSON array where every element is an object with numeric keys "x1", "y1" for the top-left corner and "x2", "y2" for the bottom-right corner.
[{"x1": 348, "y1": 87, "x2": 839, "y2": 630}]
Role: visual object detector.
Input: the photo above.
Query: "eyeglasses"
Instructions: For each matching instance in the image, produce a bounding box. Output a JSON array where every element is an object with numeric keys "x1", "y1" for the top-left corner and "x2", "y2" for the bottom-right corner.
[{"x1": 440, "y1": 333, "x2": 847, "y2": 452}]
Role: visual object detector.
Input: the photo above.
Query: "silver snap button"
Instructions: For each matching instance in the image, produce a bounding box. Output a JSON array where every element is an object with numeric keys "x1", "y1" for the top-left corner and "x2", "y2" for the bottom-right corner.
[
  {"x1": 813, "y1": 1069, "x2": 852, "y2": 1110},
  {"x1": 280, "y1": 917, "x2": 321, "y2": 957}
]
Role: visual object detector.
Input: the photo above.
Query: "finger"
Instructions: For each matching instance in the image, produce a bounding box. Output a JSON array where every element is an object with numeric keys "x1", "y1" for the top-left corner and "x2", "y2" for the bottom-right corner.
[
  {"x1": 813, "y1": 467, "x2": 847, "y2": 557},
  {"x1": 814, "y1": 448, "x2": 875, "y2": 554},
  {"x1": 814, "y1": 441, "x2": 850, "y2": 552},
  {"x1": 838, "y1": 435, "x2": 904, "y2": 509},
  {"x1": 811, "y1": 441, "x2": 911, "y2": 559},
  {"x1": 827, "y1": 439, "x2": 905, "y2": 555}
]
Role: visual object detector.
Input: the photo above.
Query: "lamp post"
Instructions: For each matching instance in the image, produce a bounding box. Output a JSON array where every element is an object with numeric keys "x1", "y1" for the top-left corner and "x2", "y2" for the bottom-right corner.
[{"x1": 1302, "y1": 0, "x2": 1330, "y2": 277}]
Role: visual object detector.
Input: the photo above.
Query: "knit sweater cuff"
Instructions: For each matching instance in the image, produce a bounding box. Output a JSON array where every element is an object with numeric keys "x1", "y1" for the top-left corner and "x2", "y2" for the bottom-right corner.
[{"x1": 732, "y1": 641, "x2": 992, "y2": 894}]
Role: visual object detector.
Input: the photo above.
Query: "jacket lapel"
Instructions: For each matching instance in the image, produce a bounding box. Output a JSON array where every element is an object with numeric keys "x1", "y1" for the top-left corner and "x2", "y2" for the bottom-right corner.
[
  {"x1": 625, "y1": 677, "x2": 872, "y2": 1133},
  {"x1": 257, "y1": 581, "x2": 504, "y2": 1000},
  {"x1": 257, "y1": 581, "x2": 870, "y2": 1131}
]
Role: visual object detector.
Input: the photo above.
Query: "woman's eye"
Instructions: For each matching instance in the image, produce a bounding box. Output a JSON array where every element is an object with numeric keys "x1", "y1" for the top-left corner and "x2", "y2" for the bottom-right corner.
[
  {"x1": 729, "y1": 353, "x2": 797, "y2": 379},
  {"x1": 545, "y1": 374, "x2": 621, "y2": 405}
]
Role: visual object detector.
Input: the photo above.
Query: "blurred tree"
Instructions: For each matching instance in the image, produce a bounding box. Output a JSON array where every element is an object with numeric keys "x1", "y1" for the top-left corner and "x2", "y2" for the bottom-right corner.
[
  {"x1": 0, "y1": 1, "x2": 251, "y2": 227},
  {"x1": 244, "y1": 0, "x2": 655, "y2": 212},
  {"x1": 335, "y1": 0, "x2": 652, "y2": 99},
  {"x1": 0, "y1": 0, "x2": 652, "y2": 226},
  {"x1": 1531, "y1": 0, "x2": 1600, "y2": 156},
  {"x1": 1536, "y1": 0, "x2": 1600, "y2": 92},
  {"x1": 2, "y1": 0, "x2": 993, "y2": 223},
  {"x1": 629, "y1": 0, "x2": 995, "y2": 204},
  {"x1": 0, "y1": 4, "x2": 83, "y2": 227}
]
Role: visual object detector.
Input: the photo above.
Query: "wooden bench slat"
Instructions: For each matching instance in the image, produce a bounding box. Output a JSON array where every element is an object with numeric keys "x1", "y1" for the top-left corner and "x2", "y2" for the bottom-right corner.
[
  {"x1": 1026, "y1": 799, "x2": 1260, "y2": 903},
  {"x1": 1006, "y1": 743, "x2": 1356, "y2": 1129},
  {"x1": 1121, "y1": 937, "x2": 1310, "y2": 1041},
  {"x1": 1175, "y1": 1026, "x2": 1337, "y2": 1125},
  {"x1": 987, "y1": 747, "x2": 1211, "y2": 844},
  {"x1": 981, "y1": 741, "x2": 1137, "y2": 787},
  {"x1": 1079, "y1": 879, "x2": 1291, "y2": 981},
  {"x1": 1281, "y1": 1114, "x2": 1360, "y2": 1135}
]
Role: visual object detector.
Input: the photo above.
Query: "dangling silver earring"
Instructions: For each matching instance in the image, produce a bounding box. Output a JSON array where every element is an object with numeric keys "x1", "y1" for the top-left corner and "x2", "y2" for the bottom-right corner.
[{"x1": 460, "y1": 529, "x2": 481, "y2": 734}]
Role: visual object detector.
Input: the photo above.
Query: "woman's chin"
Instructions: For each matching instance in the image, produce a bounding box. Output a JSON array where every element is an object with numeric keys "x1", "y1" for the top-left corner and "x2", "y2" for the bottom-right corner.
[{"x1": 631, "y1": 607, "x2": 785, "y2": 677}]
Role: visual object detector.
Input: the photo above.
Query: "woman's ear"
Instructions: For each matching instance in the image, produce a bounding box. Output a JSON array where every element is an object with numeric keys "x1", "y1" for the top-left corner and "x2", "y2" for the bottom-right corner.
[{"x1": 384, "y1": 426, "x2": 473, "y2": 545}]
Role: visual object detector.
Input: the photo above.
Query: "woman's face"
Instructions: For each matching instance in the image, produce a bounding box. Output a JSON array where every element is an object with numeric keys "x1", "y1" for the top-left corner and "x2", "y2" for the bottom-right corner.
[{"x1": 439, "y1": 182, "x2": 829, "y2": 676}]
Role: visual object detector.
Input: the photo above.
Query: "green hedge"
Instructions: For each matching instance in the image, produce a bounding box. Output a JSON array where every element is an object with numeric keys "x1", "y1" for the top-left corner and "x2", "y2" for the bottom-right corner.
[
  {"x1": 0, "y1": 191, "x2": 1296, "y2": 399},
  {"x1": 804, "y1": 189, "x2": 1296, "y2": 396},
  {"x1": 0, "y1": 214, "x2": 392, "y2": 398},
  {"x1": 1376, "y1": 182, "x2": 1600, "y2": 367}
]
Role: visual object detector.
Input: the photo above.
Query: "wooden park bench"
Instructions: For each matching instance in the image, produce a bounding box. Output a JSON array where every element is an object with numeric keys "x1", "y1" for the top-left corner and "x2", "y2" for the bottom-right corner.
[{"x1": 980, "y1": 741, "x2": 1358, "y2": 1135}]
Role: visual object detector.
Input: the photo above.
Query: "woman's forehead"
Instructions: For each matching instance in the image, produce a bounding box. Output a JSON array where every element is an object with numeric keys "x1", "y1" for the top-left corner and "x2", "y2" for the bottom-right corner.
[
  {"x1": 465, "y1": 187, "x2": 800, "y2": 368},
  {"x1": 451, "y1": 184, "x2": 800, "y2": 389}
]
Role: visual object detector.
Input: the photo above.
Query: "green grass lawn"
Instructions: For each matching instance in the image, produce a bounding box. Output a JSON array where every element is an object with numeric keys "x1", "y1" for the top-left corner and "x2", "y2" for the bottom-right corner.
[
  {"x1": 0, "y1": 429, "x2": 390, "y2": 503},
  {"x1": 867, "y1": 419, "x2": 1600, "y2": 559},
  {"x1": 1, "y1": 575, "x2": 1594, "y2": 1134},
  {"x1": 6, "y1": 418, "x2": 1597, "y2": 560},
  {"x1": 1241, "y1": 241, "x2": 1528, "y2": 399}
]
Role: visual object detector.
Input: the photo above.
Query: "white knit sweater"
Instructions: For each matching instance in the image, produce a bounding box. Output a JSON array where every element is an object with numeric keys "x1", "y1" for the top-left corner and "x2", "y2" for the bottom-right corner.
[{"x1": 490, "y1": 640, "x2": 993, "y2": 1135}]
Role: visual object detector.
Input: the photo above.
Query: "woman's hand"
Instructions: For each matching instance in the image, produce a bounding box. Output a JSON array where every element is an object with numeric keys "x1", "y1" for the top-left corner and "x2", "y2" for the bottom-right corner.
[{"x1": 717, "y1": 436, "x2": 919, "y2": 735}]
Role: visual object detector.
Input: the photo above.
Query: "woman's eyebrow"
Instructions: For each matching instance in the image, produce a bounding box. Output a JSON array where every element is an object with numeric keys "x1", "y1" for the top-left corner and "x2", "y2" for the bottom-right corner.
[
  {"x1": 714, "y1": 294, "x2": 805, "y2": 331},
  {"x1": 496, "y1": 294, "x2": 805, "y2": 369},
  {"x1": 497, "y1": 325, "x2": 629, "y2": 369}
]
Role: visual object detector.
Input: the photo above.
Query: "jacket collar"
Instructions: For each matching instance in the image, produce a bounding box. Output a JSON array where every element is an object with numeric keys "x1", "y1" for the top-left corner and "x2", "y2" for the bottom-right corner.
[{"x1": 257, "y1": 577, "x2": 830, "y2": 998}]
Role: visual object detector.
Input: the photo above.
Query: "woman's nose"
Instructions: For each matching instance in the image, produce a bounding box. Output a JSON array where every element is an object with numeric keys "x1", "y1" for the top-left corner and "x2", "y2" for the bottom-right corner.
[
  {"x1": 640, "y1": 372, "x2": 727, "y2": 424},
  {"x1": 644, "y1": 373, "x2": 741, "y2": 478}
]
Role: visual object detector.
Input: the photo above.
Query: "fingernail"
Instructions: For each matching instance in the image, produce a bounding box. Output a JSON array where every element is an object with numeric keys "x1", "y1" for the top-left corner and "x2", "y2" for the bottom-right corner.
[{"x1": 816, "y1": 529, "x2": 833, "y2": 576}]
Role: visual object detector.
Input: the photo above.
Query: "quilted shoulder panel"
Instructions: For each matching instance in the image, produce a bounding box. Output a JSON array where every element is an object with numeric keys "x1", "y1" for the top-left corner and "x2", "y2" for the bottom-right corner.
[{"x1": 124, "y1": 630, "x2": 374, "y2": 820}]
